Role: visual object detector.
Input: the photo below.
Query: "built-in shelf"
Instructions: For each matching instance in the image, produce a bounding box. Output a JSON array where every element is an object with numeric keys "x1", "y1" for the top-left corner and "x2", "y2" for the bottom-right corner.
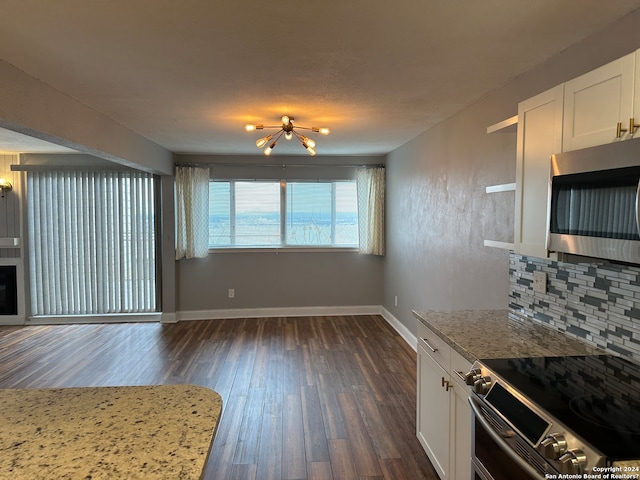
[
  {"x1": 486, "y1": 115, "x2": 518, "y2": 134},
  {"x1": 484, "y1": 116, "x2": 518, "y2": 250},
  {"x1": 0, "y1": 237, "x2": 20, "y2": 248},
  {"x1": 485, "y1": 183, "x2": 516, "y2": 193},
  {"x1": 483, "y1": 240, "x2": 514, "y2": 250}
]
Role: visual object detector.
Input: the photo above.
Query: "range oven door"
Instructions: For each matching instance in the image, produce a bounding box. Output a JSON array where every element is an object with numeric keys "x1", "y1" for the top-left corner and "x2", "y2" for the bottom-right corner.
[{"x1": 469, "y1": 395, "x2": 549, "y2": 480}]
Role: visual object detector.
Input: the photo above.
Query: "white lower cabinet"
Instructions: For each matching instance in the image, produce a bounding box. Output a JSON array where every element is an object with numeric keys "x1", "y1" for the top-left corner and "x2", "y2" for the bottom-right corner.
[
  {"x1": 450, "y1": 369, "x2": 472, "y2": 480},
  {"x1": 417, "y1": 325, "x2": 472, "y2": 480}
]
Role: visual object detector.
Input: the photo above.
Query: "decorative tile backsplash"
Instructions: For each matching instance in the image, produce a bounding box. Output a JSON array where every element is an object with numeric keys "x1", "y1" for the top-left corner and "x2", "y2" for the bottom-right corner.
[{"x1": 509, "y1": 253, "x2": 640, "y2": 361}]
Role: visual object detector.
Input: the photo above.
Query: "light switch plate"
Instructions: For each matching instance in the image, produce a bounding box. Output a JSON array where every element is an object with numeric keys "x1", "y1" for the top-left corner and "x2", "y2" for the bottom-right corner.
[{"x1": 533, "y1": 271, "x2": 547, "y2": 294}]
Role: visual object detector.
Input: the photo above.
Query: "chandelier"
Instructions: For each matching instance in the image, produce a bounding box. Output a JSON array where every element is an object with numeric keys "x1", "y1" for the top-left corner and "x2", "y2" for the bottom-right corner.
[{"x1": 244, "y1": 116, "x2": 330, "y2": 156}]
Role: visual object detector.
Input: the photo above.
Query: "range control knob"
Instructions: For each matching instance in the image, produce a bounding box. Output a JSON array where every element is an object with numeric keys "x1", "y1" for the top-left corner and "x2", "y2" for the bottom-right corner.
[
  {"x1": 464, "y1": 368, "x2": 482, "y2": 386},
  {"x1": 558, "y1": 449, "x2": 587, "y2": 475},
  {"x1": 539, "y1": 433, "x2": 568, "y2": 459},
  {"x1": 473, "y1": 376, "x2": 492, "y2": 395}
]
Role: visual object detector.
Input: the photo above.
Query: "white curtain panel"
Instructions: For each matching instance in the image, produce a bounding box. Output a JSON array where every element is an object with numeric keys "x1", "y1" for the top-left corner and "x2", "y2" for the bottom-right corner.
[
  {"x1": 356, "y1": 166, "x2": 385, "y2": 256},
  {"x1": 175, "y1": 165, "x2": 210, "y2": 259},
  {"x1": 28, "y1": 170, "x2": 157, "y2": 315}
]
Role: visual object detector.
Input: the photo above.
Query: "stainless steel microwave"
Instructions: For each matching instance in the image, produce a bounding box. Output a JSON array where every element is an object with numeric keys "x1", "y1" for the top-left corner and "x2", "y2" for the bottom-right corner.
[{"x1": 549, "y1": 137, "x2": 640, "y2": 264}]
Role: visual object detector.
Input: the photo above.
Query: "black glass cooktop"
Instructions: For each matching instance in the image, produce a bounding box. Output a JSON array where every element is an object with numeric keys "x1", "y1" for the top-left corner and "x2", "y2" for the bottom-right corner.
[{"x1": 480, "y1": 355, "x2": 640, "y2": 461}]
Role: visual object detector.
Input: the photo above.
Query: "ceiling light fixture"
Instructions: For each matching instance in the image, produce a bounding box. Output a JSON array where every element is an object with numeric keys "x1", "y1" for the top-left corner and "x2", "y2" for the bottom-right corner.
[{"x1": 245, "y1": 116, "x2": 330, "y2": 156}]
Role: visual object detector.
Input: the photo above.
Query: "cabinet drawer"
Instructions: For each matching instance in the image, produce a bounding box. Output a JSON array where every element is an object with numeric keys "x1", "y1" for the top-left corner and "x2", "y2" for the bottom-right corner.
[{"x1": 417, "y1": 324, "x2": 450, "y2": 371}]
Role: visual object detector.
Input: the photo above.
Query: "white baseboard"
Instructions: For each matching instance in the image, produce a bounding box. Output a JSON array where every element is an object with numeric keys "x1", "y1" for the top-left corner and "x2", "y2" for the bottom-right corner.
[
  {"x1": 0, "y1": 315, "x2": 25, "y2": 326},
  {"x1": 161, "y1": 312, "x2": 178, "y2": 324},
  {"x1": 379, "y1": 307, "x2": 417, "y2": 352},
  {"x1": 176, "y1": 305, "x2": 382, "y2": 321},
  {"x1": 176, "y1": 305, "x2": 417, "y2": 351}
]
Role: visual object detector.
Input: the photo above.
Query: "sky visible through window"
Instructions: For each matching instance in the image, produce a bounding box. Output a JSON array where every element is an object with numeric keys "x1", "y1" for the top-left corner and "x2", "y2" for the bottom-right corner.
[{"x1": 209, "y1": 180, "x2": 358, "y2": 247}]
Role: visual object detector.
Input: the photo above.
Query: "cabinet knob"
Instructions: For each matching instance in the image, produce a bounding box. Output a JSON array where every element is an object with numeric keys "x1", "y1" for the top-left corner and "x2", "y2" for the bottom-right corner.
[{"x1": 616, "y1": 122, "x2": 628, "y2": 138}]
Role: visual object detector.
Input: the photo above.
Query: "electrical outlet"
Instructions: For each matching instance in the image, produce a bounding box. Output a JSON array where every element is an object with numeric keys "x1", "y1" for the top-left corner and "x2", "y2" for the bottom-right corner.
[
  {"x1": 532, "y1": 272, "x2": 547, "y2": 294},
  {"x1": 228, "y1": 288, "x2": 235, "y2": 299}
]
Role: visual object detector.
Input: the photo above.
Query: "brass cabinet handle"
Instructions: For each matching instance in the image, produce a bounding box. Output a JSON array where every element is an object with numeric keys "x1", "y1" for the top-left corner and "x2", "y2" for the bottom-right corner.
[
  {"x1": 617, "y1": 122, "x2": 628, "y2": 138},
  {"x1": 631, "y1": 118, "x2": 640, "y2": 135},
  {"x1": 441, "y1": 376, "x2": 452, "y2": 391}
]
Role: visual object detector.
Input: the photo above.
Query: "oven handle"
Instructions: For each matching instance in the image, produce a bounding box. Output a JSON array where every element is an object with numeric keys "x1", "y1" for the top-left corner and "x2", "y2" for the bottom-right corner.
[{"x1": 468, "y1": 395, "x2": 544, "y2": 480}]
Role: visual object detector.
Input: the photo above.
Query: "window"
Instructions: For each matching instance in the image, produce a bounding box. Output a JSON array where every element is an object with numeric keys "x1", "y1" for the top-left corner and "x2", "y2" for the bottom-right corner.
[{"x1": 209, "y1": 180, "x2": 358, "y2": 248}]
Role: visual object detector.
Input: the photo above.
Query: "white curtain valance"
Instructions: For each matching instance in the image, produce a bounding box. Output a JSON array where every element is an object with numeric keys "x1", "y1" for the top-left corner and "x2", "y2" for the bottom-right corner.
[{"x1": 175, "y1": 165, "x2": 210, "y2": 259}]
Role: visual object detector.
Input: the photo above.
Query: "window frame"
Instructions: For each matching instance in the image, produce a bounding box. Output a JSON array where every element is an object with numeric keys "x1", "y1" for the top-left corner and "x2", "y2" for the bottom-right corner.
[{"x1": 208, "y1": 178, "x2": 359, "y2": 252}]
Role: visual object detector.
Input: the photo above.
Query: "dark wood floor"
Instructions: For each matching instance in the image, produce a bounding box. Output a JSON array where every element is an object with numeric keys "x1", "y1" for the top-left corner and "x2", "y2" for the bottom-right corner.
[{"x1": 0, "y1": 315, "x2": 438, "y2": 480}]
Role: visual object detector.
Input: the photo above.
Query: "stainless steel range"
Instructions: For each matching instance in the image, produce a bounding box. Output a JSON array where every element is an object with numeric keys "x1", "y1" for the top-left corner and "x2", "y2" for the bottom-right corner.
[{"x1": 467, "y1": 355, "x2": 640, "y2": 480}]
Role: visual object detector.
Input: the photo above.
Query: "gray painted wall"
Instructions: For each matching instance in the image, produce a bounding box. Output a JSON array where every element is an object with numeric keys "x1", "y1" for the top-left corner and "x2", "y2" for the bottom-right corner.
[
  {"x1": 176, "y1": 250, "x2": 383, "y2": 312},
  {"x1": 174, "y1": 154, "x2": 385, "y2": 313},
  {"x1": 383, "y1": 10, "x2": 640, "y2": 336},
  {"x1": 0, "y1": 59, "x2": 174, "y2": 176}
]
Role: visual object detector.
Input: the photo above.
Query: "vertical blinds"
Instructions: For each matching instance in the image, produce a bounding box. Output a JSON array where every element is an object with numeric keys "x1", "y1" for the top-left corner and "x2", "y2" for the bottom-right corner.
[
  {"x1": 28, "y1": 170, "x2": 157, "y2": 315},
  {"x1": 553, "y1": 185, "x2": 639, "y2": 239}
]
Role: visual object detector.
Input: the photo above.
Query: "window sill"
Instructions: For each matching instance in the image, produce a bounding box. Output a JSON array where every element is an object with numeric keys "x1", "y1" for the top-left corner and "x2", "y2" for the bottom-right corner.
[{"x1": 208, "y1": 246, "x2": 359, "y2": 254}]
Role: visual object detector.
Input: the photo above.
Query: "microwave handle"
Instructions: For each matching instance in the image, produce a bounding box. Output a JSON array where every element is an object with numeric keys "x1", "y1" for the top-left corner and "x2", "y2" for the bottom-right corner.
[{"x1": 468, "y1": 395, "x2": 543, "y2": 480}]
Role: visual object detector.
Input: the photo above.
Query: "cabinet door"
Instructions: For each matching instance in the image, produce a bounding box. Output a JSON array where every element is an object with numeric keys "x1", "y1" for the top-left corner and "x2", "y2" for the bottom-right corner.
[
  {"x1": 514, "y1": 84, "x2": 564, "y2": 259},
  {"x1": 450, "y1": 377, "x2": 472, "y2": 480},
  {"x1": 563, "y1": 53, "x2": 635, "y2": 151},
  {"x1": 417, "y1": 345, "x2": 451, "y2": 480}
]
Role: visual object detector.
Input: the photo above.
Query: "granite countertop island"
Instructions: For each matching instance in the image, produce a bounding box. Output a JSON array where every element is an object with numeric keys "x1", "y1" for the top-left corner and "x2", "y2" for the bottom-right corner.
[
  {"x1": 413, "y1": 309, "x2": 602, "y2": 362},
  {"x1": 0, "y1": 384, "x2": 222, "y2": 480}
]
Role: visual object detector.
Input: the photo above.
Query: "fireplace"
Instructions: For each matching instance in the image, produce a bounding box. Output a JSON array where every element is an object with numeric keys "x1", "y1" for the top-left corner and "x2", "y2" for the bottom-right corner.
[{"x1": 0, "y1": 265, "x2": 18, "y2": 315}]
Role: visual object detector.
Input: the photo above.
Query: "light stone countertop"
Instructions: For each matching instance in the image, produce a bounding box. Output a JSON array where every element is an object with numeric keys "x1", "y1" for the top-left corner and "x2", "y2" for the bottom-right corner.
[
  {"x1": 413, "y1": 309, "x2": 603, "y2": 362},
  {"x1": 0, "y1": 384, "x2": 222, "y2": 480}
]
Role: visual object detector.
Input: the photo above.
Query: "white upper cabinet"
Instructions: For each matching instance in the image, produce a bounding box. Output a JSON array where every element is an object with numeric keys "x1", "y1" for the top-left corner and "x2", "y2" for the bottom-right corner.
[
  {"x1": 514, "y1": 84, "x2": 564, "y2": 258},
  {"x1": 562, "y1": 52, "x2": 635, "y2": 151}
]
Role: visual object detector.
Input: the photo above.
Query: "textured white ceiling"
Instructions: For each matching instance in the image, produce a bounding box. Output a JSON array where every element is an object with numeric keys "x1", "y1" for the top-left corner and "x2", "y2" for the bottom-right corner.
[{"x1": 1, "y1": 0, "x2": 640, "y2": 156}]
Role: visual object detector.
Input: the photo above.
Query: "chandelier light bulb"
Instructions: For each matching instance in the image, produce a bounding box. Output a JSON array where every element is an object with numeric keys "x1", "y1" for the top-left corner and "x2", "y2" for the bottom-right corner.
[
  {"x1": 245, "y1": 124, "x2": 256, "y2": 132},
  {"x1": 303, "y1": 143, "x2": 316, "y2": 156},
  {"x1": 300, "y1": 135, "x2": 316, "y2": 148},
  {"x1": 264, "y1": 141, "x2": 277, "y2": 156},
  {"x1": 312, "y1": 127, "x2": 331, "y2": 135},
  {"x1": 285, "y1": 131, "x2": 293, "y2": 140},
  {"x1": 255, "y1": 134, "x2": 273, "y2": 148},
  {"x1": 281, "y1": 115, "x2": 290, "y2": 125}
]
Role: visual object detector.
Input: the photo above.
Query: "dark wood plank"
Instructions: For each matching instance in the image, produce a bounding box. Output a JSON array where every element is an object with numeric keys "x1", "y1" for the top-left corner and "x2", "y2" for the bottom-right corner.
[{"x1": 282, "y1": 394, "x2": 307, "y2": 480}]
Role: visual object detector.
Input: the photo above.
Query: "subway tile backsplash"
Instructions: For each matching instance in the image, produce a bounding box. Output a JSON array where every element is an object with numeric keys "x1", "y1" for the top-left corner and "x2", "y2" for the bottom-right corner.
[{"x1": 509, "y1": 253, "x2": 640, "y2": 361}]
